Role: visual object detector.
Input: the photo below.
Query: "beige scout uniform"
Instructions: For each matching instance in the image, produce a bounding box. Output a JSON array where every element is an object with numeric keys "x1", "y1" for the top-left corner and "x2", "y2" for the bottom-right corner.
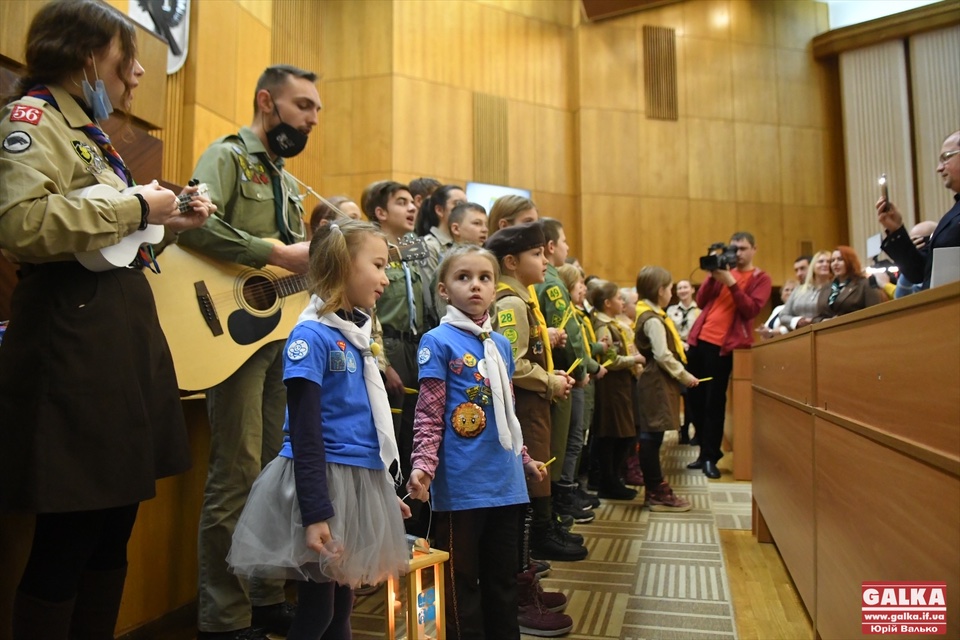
[
  {"x1": 0, "y1": 84, "x2": 189, "y2": 512},
  {"x1": 0, "y1": 85, "x2": 142, "y2": 262}
]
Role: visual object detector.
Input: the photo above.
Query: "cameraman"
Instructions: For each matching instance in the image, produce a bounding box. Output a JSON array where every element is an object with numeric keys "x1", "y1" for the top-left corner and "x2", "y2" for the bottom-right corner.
[{"x1": 685, "y1": 232, "x2": 771, "y2": 479}]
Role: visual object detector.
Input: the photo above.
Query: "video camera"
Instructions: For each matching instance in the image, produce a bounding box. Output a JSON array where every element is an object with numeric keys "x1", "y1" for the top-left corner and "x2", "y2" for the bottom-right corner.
[{"x1": 699, "y1": 243, "x2": 738, "y2": 271}]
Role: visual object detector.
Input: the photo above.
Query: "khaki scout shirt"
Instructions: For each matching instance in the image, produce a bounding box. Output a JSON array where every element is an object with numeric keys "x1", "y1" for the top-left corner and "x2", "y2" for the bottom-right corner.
[
  {"x1": 535, "y1": 264, "x2": 586, "y2": 380},
  {"x1": 0, "y1": 85, "x2": 141, "y2": 263},
  {"x1": 493, "y1": 276, "x2": 564, "y2": 401},
  {"x1": 376, "y1": 231, "x2": 425, "y2": 335},
  {"x1": 178, "y1": 127, "x2": 304, "y2": 267}
]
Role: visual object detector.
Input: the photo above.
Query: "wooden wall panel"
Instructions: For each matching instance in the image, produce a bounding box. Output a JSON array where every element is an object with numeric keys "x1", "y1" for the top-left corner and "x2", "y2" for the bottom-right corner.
[
  {"x1": 392, "y1": 76, "x2": 473, "y2": 183},
  {"x1": 686, "y1": 118, "x2": 735, "y2": 201},
  {"x1": 474, "y1": 93, "x2": 510, "y2": 186},
  {"x1": 731, "y1": 42, "x2": 778, "y2": 124},
  {"x1": 682, "y1": 37, "x2": 733, "y2": 120},
  {"x1": 682, "y1": 0, "x2": 729, "y2": 39},
  {"x1": 580, "y1": 194, "x2": 642, "y2": 283},
  {"x1": 777, "y1": 49, "x2": 826, "y2": 129},
  {"x1": 735, "y1": 123, "x2": 782, "y2": 204},
  {"x1": 507, "y1": 100, "x2": 539, "y2": 191},
  {"x1": 728, "y1": 0, "x2": 776, "y2": 46},
  {"x1": 815, "y1": 419, "x2": 960, "y2": 640},
  {"x1": 753, "y1": 394, "x2": 816, "y2": 615},
  {"x1": 736, "y1": 202, "x2": 784, "y2": 284},
  {"x1": 579, "y1": 108, "x2": 641, "y2": 195},
  {"x1": 322, "y1": 0, "x2": 392, "y2": 81},
  {"x1": 774, "y1": 0, "x2": 825, "y2": 50},
  {"x1": 577, "y1": 23, "x2": 640, "y2": 111},
  {"x1": 191, "y1": 0, "x2": 240, "y2": 124},
  {"x1": 535, "y1": 107, "x2": 577, "y2": 195},
  {"x1": 320, "y1": 81, "x2": 392, "y2": 180},
  {"x1": 839, "y1": 40, "x2": 914, "y2": 258},
  {"x1": 477, "y1": 0, "x2": 577, "y2": 27},
  {"x1": 909, "y1": 25, "x2": 960, "y2": 224},
  {"x1": 782, "y1": 205, "x2": 848, "y2": 263},
  {"x1": 637, "y1": 118, "x2": 688, "y2": 199},
  {"x1": 234, "y1": 9, "x2": 271, "y2": 131},
  {"x1": 686, "y1": 200, "x2": 737, "y2": 283},
  {"x1": 779, "y1": 126, "x2": 826, "y2": 207},
  {"x1": 636, "y1": 196, "x2": 690, "y2": 279}
]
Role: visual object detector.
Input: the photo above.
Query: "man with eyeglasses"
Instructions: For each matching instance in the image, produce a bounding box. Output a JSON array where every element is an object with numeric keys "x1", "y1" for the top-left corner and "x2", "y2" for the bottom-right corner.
[{"x1": 878, "y1": 130, "x2": 960, "y2": 290}]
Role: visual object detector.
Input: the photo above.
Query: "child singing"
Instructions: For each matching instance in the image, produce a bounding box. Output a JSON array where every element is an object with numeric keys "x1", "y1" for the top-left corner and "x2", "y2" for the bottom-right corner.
[
  {"x1": 407, "y1": 245, "x2": 547, "y2": 639},
  {"x1": 634, "y1": 266, "x2": 697, "y2": 511},
  {"x1": 228, "y1": 219, "x2": 410, "y2": 639},
  {"x1": 590, "y1": 282, "x2": 646, "y2": 500}
]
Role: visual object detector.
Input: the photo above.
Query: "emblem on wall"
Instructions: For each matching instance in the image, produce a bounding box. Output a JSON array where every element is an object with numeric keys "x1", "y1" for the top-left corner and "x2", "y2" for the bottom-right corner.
[{"x1": 127, "y1": 0, "x2": 192, "y2": 75}]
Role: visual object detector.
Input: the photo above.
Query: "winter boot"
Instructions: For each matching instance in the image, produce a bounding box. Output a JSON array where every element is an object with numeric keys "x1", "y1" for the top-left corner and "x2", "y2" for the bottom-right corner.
[{"x1": 517, "y1": 570, "x2": 573, "y2": 637}]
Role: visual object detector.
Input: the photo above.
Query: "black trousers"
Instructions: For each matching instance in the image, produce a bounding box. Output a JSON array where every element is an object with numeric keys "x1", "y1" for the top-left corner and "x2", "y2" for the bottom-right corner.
[
  {"x1": 18, "y1": 504, "x2": 139, "y2": 602},
  {"x1": 434, "y1": 504, "x2": 524, "y2": 640},
  {"x1": 686, "y1": 341, "x2": 733, "y2": 463}
]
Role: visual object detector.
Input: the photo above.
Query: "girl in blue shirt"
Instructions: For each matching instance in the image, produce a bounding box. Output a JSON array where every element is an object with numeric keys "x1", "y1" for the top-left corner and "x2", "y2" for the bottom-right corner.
[
  {"x1": 228, "y1": 219, "x2": 410, "y2": 639},
  {"x1": 407, "y1": 245, "x2": 546, "y2": 639}
]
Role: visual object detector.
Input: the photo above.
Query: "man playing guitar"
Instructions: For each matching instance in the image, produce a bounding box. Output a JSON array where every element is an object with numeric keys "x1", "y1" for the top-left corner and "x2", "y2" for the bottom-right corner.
[{"x1": 178, "y1": 64, "x2": 320, "y2": 640}]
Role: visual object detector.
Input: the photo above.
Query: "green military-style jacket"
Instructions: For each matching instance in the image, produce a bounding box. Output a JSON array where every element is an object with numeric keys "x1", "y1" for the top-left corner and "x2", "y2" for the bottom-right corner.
[
  {"x1": 377, "y1": 230, "x2": 426, "y2": 336},
  {"x1": 0, "y1": 84, "x2": 142, "y2": 263},
  {"x1": 535, "y1": 264, "x2": 587, "y2": 380},
  {"x1": 178, "y1": 127, "x2": 304, "y2": 267}
]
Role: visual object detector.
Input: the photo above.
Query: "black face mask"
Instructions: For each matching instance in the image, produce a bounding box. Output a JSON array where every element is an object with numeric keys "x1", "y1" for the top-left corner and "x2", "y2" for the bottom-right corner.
[{"x1": 265, "y1": 100, "x2": 307, "y2": 158}]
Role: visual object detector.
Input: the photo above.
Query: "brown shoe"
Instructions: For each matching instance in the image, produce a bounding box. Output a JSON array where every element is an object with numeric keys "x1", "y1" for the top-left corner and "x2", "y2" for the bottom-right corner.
[{"x1": 647, "y1": 481, "x2": 692, "y2": 512}]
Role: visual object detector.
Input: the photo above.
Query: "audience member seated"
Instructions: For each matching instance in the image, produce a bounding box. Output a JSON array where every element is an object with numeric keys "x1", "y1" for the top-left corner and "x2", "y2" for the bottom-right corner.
[
  {"x1": 779, "y1": 251, "x2": 832, "y2": 330},
  {"x1": 813, "y1": 246, "x2": 881, "y2": 322},
  {"x1": 757, "y1": 279, "x2": 798, "y2": 339}
]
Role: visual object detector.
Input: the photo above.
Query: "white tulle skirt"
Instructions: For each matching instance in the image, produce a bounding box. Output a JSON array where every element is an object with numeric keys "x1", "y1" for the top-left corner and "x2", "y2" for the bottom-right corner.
[{"x1": 227, "y1": 456, "x2": 408, "y2": 587}]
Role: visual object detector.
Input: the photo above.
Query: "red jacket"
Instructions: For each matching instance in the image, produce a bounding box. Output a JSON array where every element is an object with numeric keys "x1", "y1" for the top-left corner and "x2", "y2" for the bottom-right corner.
[{"x1": 687, "y1": 268, "x2": 772, "y2": 355}]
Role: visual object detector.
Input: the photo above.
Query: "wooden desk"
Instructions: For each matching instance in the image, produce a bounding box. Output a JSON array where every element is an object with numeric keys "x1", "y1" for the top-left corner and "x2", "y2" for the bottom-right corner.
[{"x1": 752, "y1": 283, "x2": 960, "y2": 640}]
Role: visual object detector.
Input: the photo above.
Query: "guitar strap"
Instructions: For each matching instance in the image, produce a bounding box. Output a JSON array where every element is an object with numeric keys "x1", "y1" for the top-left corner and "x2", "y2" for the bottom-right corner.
[{"x1": 27, "y1": 86, "x2": 159, "y2": 272}]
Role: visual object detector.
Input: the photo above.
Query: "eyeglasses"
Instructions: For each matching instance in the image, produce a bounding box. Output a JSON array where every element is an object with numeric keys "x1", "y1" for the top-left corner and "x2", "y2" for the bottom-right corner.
[{"x1": 940, "y1": 149, "x2": 960, "y2": 164}]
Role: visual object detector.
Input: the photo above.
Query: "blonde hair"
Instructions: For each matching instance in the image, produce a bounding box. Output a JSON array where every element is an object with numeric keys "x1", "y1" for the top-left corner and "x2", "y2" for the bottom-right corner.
[
  {"x1": 307, "y1": 219, "x2": 386, "y2": 315},
  {"x1": 436, "y1": 245, "x2": 500, "y2": 290},
  {"x1": 803, "y1": 250, "x2": 831, "y2": 288},
  {"x1": 556, "y1": 264, "x2": 582, "y2": 293},
  {"x1": 487, "y1": 195, "x2": 537, "y2": 235}
]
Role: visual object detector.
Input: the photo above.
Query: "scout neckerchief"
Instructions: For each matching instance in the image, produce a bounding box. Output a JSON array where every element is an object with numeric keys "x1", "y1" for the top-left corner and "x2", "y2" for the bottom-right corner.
[
  {"x1": 596, "y1": 311, "x2": 630, "y2": 357},
  {"x1": 257, "y1": 153, "x2": 299, "y2": 245},
  {"x1": 575, "y1": 307, "x2": 596, "y2": 343},
  {"x1": 298, "y1": 295, "x2": 401, "y2": 481},
  {"x1": 26, "y1": 85, "x2": 163, "y2": 272},
  {"x1": 440, "y1": 306, "x2": 523, "y2": 454},
  {"x1": 497, "y1": 281, "x2": 553, "y2": 372},
  {"x1": 26, "y1": 86, "x2": 132, "y2": 187},
  {"x1": 635, "y1": 299, "x2": 687, "y2": 364}
]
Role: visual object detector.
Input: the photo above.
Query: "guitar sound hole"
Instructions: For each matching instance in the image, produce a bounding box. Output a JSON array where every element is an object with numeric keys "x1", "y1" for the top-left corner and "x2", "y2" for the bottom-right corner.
[{"x1": 242, "y1": 275, "x2": 278, "y2": 312}]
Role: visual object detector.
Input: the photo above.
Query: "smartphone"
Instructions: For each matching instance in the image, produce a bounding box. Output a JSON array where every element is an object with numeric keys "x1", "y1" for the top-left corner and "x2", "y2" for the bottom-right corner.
[{"x1": 878, "y1": 173, "x2": 888, "y2": 201}]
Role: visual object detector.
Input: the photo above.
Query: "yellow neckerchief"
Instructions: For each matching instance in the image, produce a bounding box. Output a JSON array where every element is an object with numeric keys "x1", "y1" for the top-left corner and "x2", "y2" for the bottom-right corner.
[
  {"x1": 635, "y1": 299, "x2": 687, "y2": 364},
  {"x1": 595, "y1": 311, "x2": 630, "y2": 356},
  {"x1": 497, "y1": 281, "x2": 554, "y2": 371},
  {"x1": 575, "y1": 306, "x2": 597, "y2": 343}
]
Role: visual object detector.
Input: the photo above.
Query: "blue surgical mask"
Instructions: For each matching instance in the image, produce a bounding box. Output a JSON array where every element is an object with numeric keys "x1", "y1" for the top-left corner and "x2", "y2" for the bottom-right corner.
[{"x1": 81, "y1": 60, "x2": 113, "y2": 121}]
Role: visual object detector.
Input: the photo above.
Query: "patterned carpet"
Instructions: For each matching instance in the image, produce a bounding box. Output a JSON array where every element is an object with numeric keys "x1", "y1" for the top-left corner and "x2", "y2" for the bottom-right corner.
[{"x1": 350, "y1": 431, "x2": 744, "y2": 639}]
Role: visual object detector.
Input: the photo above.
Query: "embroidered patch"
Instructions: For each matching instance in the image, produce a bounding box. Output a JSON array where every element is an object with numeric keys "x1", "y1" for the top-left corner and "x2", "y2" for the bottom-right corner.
[
  {"x1": 72, "y1": 140, "x2": 94, "y2": 165},
  {"x1": 532, "y1": 340, "x2": 544, "y2": 355},
  {"x1": 502, "y1": 328, "x2": 519, "y2": 344},
  {"x1": 451, "y1": 402, "x2": 486, "y2": 438},
  {"x1": 497, "y1": 309, "x2": 517, "y2": 328},
  {"x1": 462, "y1": 353, "x2": 477, "y2": 368},
  {"x1": 418, "y1": 346, "x2": 431, "y2": 365},
  {"x1": 287, "y1": 339, "x2": 309, "y2": 361},
  {"x1": 337, "y1": 340, "x2": 346, "y2": 351},
  {"x1": 448, "y1": 358, "x2": 464, "y2": 375},
  {"x1": 9, "y1": 104, "x2": 43, "y2": 126},
  {"x1": 345, "y1": 351, "x2": 358, "y2": 373},
  {"x1": 511, "y1": 346, "x2": 518, "y2": 357},
  {"x1": 473, "y1": 372, "x2": 484, "y2": 382},
  {"x1": 546, "y1": 286, "x2": 563, "y2": 302},
  {"x1": 329, "y1": 350, "x2": 346, "y2": 371},
  {"x1": 555, "y1": 298, "x2": 567, "y2": 311},
  {"x1": 466, "y1": 385, "x2": 492, "y2": 406},
  {"x1": 2, "y1": 131, "x2": 31, "y2": 154},
  {"x1": 551, "y1": 314, "x2": 562, "y2": 327}
]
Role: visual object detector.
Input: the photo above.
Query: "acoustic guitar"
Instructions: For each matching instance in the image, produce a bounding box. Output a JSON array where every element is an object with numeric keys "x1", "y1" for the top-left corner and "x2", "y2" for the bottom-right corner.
[{"x1": 146, "y1": 236, "x2": 428, "y2": 391}]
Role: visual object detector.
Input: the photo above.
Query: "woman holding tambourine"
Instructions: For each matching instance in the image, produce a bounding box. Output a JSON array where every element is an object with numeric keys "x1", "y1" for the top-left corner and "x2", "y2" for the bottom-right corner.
[{"x1": 0, "y1": 1, "x2": 214, "y2": 636}]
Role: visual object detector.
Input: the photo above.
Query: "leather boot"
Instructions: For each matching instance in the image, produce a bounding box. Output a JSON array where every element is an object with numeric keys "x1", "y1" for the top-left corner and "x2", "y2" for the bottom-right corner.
[
  {"x1": 12, "y1": 591, "x2": 75, "y2": 640},
  {"x1": 70, "y1": 567, "x2": 127, "y2": 640}
]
